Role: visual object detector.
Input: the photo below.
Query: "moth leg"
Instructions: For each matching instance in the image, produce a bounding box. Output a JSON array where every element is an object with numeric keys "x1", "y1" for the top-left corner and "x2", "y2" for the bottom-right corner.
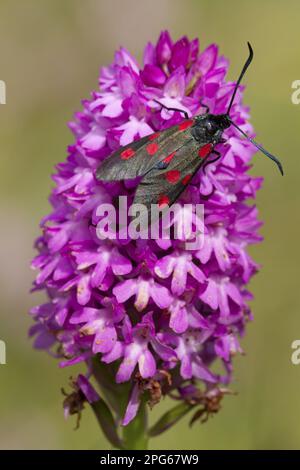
[
  {"x1": 203, "y1": 150, "x2": 222, "y2": 174},
  {"x1": 200, "y1": 99, "x2": 210, "y2": 114},
  {"x1": 153, "y1": 99, "x2": 189, "y2": 120}
]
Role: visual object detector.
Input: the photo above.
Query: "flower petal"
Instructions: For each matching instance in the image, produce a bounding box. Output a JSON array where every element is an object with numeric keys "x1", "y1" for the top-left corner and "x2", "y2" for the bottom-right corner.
[
  {"x1": 150, "y1": 282, "x2": 173, "y2": 309},
  {"x1": 122, "y1": 383, "x2": 141, "y2": 426},
  {"x1": 138, "y1": 350, "x2": 156, "y2": 378},
  {"x1": 93, "y1": 325, "x2": 117, "y2": 354},
  {"x1": 169, "y1": 302, "x2": 188, "y2": 334},
  {"x1": 113, "y1": 279, "x2": 137, "y2": 303},
  {"x1": 111, "y1": 248, "x2": 132, "y2": 276}
]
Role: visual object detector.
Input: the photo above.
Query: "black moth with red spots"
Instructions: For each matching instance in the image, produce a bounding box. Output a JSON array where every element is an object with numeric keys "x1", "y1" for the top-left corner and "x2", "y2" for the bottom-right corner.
[{"x1": 96, "y1": 43, "x2": 283, "y2": 213}]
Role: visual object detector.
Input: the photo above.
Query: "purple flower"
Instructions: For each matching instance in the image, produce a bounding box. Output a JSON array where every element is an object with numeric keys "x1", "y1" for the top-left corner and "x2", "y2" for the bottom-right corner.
[
  {"x1": 154, "y1": 250, "x2": 205, "y2": 296},
  {"x1": 199, "y1": 274, "x2": 243, "y2": 318},
  {"x1": 116, "y1": 312, "x2": 176, "y2": 383},
  {"x1": 113, "y1": 276, "x2": 173, "y2": 311},
  {"x1": 175, "y1": 329, "x2": 218, "y2": 382},
  {"x1": 30, "y1": 32, "x2": 263, "y2": 429},
  {"x1": 70, "y1": 300, "x2": 124, "y2": 355}
]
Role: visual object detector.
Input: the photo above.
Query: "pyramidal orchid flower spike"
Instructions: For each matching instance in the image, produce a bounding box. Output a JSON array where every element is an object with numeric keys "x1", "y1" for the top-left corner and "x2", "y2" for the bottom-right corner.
[{"x1": 30, "y1": 32, "x2": 265, "y2": 449}]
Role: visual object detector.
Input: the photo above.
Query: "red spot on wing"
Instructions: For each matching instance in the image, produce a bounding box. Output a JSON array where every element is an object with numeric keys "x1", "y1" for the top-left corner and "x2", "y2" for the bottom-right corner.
[
  {"x1": 120, "y1": 148, "x2": 135, "y2": 160},
  {"x1": 179, "y1": 119, "x2": 194, "y2": 131},
  {"x1": 163, "y1": 151, "x2": 176, "y2": 164},
  {"x1": 146, "y1": 142, "x2": 159, "y2": 155},
  {"x1": 182, "y1": 174, "x2": 192, "y2": 185},
  {"x1": 165, "y1": 170, "x2": 181, "y2": 184},
  {"x1": 198, "y1": 143, "x2": 213, "y2": 158},
  {"x1": 148, "y1": 132, "x2": 160, "y2": 141},
  {"x1": 158, "y1": 194, "x2": 170, "y2": 208}
]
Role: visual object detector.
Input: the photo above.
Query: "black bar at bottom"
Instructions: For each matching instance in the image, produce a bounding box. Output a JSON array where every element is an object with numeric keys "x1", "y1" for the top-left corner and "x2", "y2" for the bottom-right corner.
[{"x1": 0, "y1": 450, "x2": 299, "y2": 465}]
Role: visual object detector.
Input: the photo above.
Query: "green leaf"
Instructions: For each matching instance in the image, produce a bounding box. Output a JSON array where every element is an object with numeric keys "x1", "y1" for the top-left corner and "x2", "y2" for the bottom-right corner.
[
  {"x1": 148, "y1": 402, "x2": 193, "y2": 437},
  {"x1": 91, "y1": 398, "x2": 124, "y2": 450}
]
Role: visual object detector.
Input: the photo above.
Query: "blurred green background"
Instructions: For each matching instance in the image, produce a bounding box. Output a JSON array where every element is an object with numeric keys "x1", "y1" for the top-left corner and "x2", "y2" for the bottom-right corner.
[{"x1": 0, "y1": 0, "x2": 299, "y2": 450}]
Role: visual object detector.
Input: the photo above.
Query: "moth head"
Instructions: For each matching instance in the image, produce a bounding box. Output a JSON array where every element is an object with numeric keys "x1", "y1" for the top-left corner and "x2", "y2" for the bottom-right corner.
[
  {"x1": 205, "y1": 114, "x2": 231, "y2": 133},
  {"x1": 198, "y1": 114, "x2": 230, "y2": 141}
]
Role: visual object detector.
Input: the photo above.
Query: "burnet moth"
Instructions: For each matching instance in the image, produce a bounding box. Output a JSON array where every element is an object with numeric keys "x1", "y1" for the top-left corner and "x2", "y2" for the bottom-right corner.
[{"x1": 96, "y1": 43, "x2": 283, "y2": 213}]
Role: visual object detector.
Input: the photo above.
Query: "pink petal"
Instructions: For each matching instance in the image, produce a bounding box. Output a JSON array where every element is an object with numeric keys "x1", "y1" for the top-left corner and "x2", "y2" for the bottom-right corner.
[
  {"x1": 93, "y1": 325, "x2": 117, "y2": 354},
  {"x1": 75, "y1": 251, "x2": 99, "y2": 270},
  {"x1": 116, "y1": 354, "x2": 138, "y2": 383},
  {"x1": 141, "y1": 64, "x2": 166, "y2": 87},
  {"x1": 150, "y1": 282, "x2": 173, "y2": 309},
  {"x1": 164, "y1": 67, "x2": 186, "y2": 98},
  {"x1": 188, "y1": 263, "x2": 206, "y2": 283},
  {"x1": 154, "y1": 255, "x2": 175, "y2": 279},
  {"x1": 111, "y1": 248, "x2": 132, "y2": 276},
  {"x1": 151, "y1": 338, "x2": 177, "y2": 362},
  {"x1": 197, "y1": 44, "x2": 218, "y2": 75},
  {"x1": 143, "y1": 41, "x2": 156, "y2": 65},
  {"x1": 227, "y1": 282, "x2": 243, "y2": 306},
  {"x1": 134, "y1": 280, "x2": 150, "y2": 312},
  {"x1": 53, "y1": 258, "x2": 73, "y2": 281},
  {"x1": 55, "y1": 307, "x2": 68, "y2": 326},
  {"x1": 48, "y1": 224, "x2": 72, "y2": 253},
  {"x1": 171, "y1": 259, "x2": 187, "y2": 295},
  {"x1": 169, "y1": 37, "x2": 190, "y2": 71},
  {"x1": 218, "y1": 284, "x2": 230, "y2": 317},
  {"x1": 200, "y1": 280, "x2": 219, "y2": 311},
  {"x1": 180, "y1": 354, "x2": 192, "y2": 379},
  {"x1": 156, "y1": 30, "x2": 172, "y2": 64},
  {"x1": 77, "y1": 274, "x2": 91, "y2": 305},
  {"x1": 122, "y1": 383, "x2": 141, "y2": 426},
  {"x1": 138, "y1": 350, "x2": 156, "y2": 378},
  {"x1": 36, "y1": 256, "x2": 59, "y2": 284},
  {"x1": 77, "y1": 375, "x2": 100, "y2": 403},
  {"x1": 70, "y1": 307, "x2": 98, "y2": 324},
  {"x1": 91, "y1": 261, "x2": 108, "y2": 287},
  {"x1": 170, "y1": 303, "x2": 188, "y2": 334},
  {"x1": 103, "y1": 98, "x2": 123, "y2": 118},
  {"x1": 113, "y1": 279, "x2": 137, "y2": 303},
  {"x1": 196, "y1": 237, "x2": 213, "y2": 264},
  {"x1": 102, "y1": 341, "x2": 123, "y2": 363},
  {"x1": 80, "y1": 127, "x2": 106, "y2": 153},
  {"x1": 193, "y1": 360, "x2": 218, "y2": 382}
]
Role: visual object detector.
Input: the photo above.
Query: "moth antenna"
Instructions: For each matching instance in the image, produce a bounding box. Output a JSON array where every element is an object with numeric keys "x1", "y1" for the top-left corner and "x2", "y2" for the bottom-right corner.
[
  {"x1": 227, "y1": 42, "x2": 253, "y2": 116},
  {"x1": 230, "y1": 120, "x2": 284, "y2": 175}
]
